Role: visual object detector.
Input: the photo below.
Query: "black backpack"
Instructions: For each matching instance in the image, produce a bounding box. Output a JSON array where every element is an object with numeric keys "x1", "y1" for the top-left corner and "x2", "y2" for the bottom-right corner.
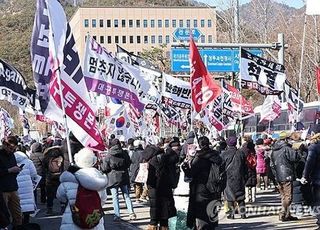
[{"x1": 206, "y1": 160, "x2": 227, "y2": 195}]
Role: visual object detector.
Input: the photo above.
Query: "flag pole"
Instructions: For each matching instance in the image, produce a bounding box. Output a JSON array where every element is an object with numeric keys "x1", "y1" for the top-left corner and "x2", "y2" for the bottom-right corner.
[
  {"x1": 47, "y1": 8, "x2": 73, "y2": 164},
  {"x1": 297, "y1": 14, "x2": 307, "y2": 128},
  {"x1": 239, "y1": 46, "x2": 243, "y2": 144}
]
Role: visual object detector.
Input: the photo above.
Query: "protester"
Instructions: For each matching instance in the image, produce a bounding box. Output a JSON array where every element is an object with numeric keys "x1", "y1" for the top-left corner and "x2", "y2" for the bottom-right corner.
[
  {"x1": 242, "y1": 137, "x2": 257, "y2": 203},
  {"x1": 221, "y1": 136, "x2": 248, "y2": 219},
  {"x1": 14, "y1": 151, "x2": 37, "y2": 224},
  {"x1": 57, "y1": 147, "x2": 108, "y2": 230},
  {"x1": 183, "y1": 136, "x2": 223, "y2": 229},
  {"x1": 255, "y1": 138, "x2": 269, "y2": 190},
  {"x1": 146, "y1": 138, "x2": 179, "y2": 230},
  {"x1": 102, "y1": 138, "x2": 136, "y2": 221},
  {"x1": 301, "y1": 127, "x2": 320, "y2": 229},
  {"x1": 270, "y1": 132, "x2": 301, "y2": 221},
  {"x1": 42, "y1": 146, "x2": 65, "y2": 215},
  {"x1": 30, "y1": 142, "x2": 46, "y2": 204},
  {"x1": 0, "y1": 136, "x2": 23, "y2": 228},
  {"x1": 130, "y1": 140, "x2": 144, "y2": 202}
]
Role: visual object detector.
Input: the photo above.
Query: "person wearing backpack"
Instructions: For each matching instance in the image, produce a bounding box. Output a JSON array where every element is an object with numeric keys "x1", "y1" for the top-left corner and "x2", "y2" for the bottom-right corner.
[
  {"x1": 221, "y1": 136, "x2": 248, "y2": 219},
  {"x1": 42, "y1": 146, "x2": 64, "y2": 215},
  {"x1": 57, "y1": 147, "x2": 107, "y2": 230},
  {"x1": 146, "y1": 138, "x2": 179, "y2": 230},
  {"x1": 182, "y1": 136, "x2": 223, "y2": 230},
  {"x1": 241, "y1": 137, "x2": 257, "y2": 203}
]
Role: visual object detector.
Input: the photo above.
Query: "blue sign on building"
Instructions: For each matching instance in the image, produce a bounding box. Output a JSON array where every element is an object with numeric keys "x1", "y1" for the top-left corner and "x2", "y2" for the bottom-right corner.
[
  {"x1": 171, "y1": 48, "x2": 263, "y2": 72},
  {"x1": 173, "y1": 28, "x2": 202, "y2": 41}
]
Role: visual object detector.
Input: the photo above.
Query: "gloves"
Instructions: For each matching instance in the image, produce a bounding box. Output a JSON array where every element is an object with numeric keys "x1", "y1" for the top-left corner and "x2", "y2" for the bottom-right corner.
[{"x1": 299, "y1": 177, "x2": 308, "y2": 185}]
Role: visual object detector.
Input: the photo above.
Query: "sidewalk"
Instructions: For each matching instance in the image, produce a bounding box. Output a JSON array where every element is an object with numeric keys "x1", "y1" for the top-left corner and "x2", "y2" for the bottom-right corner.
[{"x1": 30, "y1": 188, "x2": 318, "y2": 229}]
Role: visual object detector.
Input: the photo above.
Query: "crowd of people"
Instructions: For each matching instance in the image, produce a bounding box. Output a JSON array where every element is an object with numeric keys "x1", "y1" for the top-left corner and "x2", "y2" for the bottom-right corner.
[{"x1": 0, "y1": 125, "x2": 320, "y2": 230}]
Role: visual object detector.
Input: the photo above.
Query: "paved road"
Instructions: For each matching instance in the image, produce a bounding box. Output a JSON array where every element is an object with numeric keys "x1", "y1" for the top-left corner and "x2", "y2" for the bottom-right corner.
[{"x1": 30, "y1": 188, "x2": 318, "y2": 229}]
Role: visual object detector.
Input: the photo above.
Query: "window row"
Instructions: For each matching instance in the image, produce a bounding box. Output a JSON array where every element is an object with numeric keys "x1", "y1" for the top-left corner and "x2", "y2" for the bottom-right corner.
[
  {"x1": 84, "y1": 19, "x2": 213, "y2": 29},
  {"x1": 91, "y1": 35, "x2": 214, "y2": 44}
]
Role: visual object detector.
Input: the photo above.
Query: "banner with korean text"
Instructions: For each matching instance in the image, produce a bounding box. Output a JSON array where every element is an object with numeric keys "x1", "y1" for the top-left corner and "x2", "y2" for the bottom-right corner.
[
  {"x1": 284, "y1": 81, "x2": 304, "y2": 123},
  {"x1": 30, "y1": 0, "x2": 105, "y2": 150},
  {"x1": 83, "y1": 36, "x2": 151, "y2": 112},
  {"x1": 240, "y1": 49, "x2": 286, "y2": 95}
]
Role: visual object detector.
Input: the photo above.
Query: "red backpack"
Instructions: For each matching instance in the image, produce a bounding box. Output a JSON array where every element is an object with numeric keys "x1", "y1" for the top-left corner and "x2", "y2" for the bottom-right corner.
[
  {"x1": 246, "y1": 153, "x2": 257, "y2": 170},
  {"x1": 70, "y1": 183, "x2": 104, "y2": 229}
]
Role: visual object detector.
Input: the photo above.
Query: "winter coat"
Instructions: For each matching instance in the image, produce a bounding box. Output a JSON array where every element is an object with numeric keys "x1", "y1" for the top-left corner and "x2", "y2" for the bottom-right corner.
[
  {"x1": 147, "y1": 147, "x2": 178, "y2": 221},
  {"x1": 185, "y1": 148, "x2": 222, "y2": 229},
  {"x1": 30, "y1": 142, "x2": 44, "y2": 176},
  {"x1": 255, "y1": 145, "x2": 268, "y2": 174},
  {"x1": 102, "y1": 145, "x2": 131, "y2": 188},
  {"x1": 303, "y1": 142, "x2": 320, "y2": 186},
  {"x1": 129, "y1": 147, "x2": 143, "y2": 183},
  {"x1": 271, "y1": 140, "x2": 301, "y2": 183},
  {"x1": 241, "y1": 143, "x2": 257, "y2": 187},
  {"x1": 14, "y1": 151, "x2": 37, "y2": 213},
  {"x1": 0, "y1": 147, "x2": 19, "y2": 192},
  {"x1": 141, "y1": 144, "x2": 161, "y2": 162},
  {"x1": 221, "y1": 146, "x2": 247, "y2": 202},
  {"x1": 57, "y1": 167, "x2": 108, "y2": 230}
]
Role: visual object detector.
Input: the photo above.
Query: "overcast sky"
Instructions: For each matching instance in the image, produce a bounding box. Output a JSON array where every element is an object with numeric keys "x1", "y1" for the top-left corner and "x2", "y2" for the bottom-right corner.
[{"x1": 198, "y1": 0, "x2": 305, "y2": 10}]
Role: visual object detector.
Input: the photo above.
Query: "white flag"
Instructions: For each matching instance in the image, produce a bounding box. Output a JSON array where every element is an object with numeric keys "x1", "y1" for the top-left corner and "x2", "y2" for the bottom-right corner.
[
  {"x1": 260, "y1": 95, "x2": 281, "y2": 122},
  {"x1": 306, "y1": 0, "x2": 320, "y2": 15}
]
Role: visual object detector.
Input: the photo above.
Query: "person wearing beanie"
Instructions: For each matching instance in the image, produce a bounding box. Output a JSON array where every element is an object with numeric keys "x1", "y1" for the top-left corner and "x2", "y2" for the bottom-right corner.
[
  {"x1": 57, "y1": 148, "x2": 108, "y2": 230},
  {"x1": 271, "y1": 133, "x2": 301, "y2": 222},
  {"x1": 101, "y1": 139, "x2": 136, "y2": 221},
  {"x1": 221, "y1": 135, "x2": 248, "y2": 219}
]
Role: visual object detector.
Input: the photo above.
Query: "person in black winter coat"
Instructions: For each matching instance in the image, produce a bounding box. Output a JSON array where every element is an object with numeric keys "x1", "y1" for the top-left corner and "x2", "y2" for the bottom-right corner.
[
  {"x1": 183, "y1": 136, "x2": 223, "y2": 230},
  {"x1": 30, "y1": 142, "x2": 46, "y2": 204},
  {"x1": 270, "y1": 133, "x2": 301, "y2": 222},
  {"x1": 221, "y1": 136, "x2": 248, "y2": 219},
  {"x1": 102, "y1": 138, "x2": 136, "y2": 221},
  {"x1": 130, "y1": 140, "x2": 144, "y2": 202},
  {"x1": 146, "y1": 141, "x2": 179, "y2": 230}
]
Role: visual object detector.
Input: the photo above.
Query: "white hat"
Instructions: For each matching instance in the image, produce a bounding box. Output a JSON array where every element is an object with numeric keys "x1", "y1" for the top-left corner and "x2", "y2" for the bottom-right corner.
[
  {"x1": 74, "y1": 148, "x2": 97, "y2": 168},
  {"x1": 133, "y1": 140, "x2": 144, "y2": 147}
]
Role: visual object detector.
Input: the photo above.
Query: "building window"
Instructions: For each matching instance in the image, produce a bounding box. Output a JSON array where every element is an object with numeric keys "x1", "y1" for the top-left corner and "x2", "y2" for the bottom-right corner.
[
  {"x1": 115, "y1": 36, "x2": 119, "y2": 43},
  {"x1": 122, "y1": 36, "x2": 126, "y2": 43},
  {"x1": 92, "y1": 19, "x2": 96, "y2": 28},
  {"x1": 100, "y1": 36, "x2": 104, "y2": 44},
  {"x1": 107, "y1": 36, "x2": 111, "y2": 43},
  {"x1": 93, "y1": 35, "x2": 97, "y2": 41},
  {"x1": 99, "y1": 19, "x2": 103, "y2": 27},
  {"x1": 130, "y1": 36, "x2": 134, "y2": 43},
  {"x1": 200, "y1": 35, "x2": 205, "y2": 43},
  {"x1": 151, "y1": 19, "x2": 155, "y2": 28},
  {"x1": 137, "y1": 36, "x2": 141, "y2": 44},
  {"x1": 194, "y1": 19, "x2": 198, "y2": 28},
  {"x1": 208, "y1": 19, "x2": 212, "y2": 27},
  {"x1": 158, "y1": 19, "x2": 162, "y2": 28},
  {"x1": 158, "y1": 35, "x2": 163, "y2": 44},
  {"x1": 144, "y1": 36, "x2": 148, "y2": 44},
  {"x1": 208, "y1": 35, "x2": 213, "y2": 43},
  {"x1": 114, "y1": 19, "x2": 119, "y2": 27},
  {"x1": 136, "y1": 20, "x2": 140, "y2": 28},
  {"x1": 172, "y1": 19, "x2": 176, "y2": 28},
  {"x1": 200, "y1": 19, "x2": 205, "y2": 27},
  {"x1": 186, "y1": 19, "x2": 190, "y2": 28},
  {"x1": 143, "y1": 19, "x2": 148, "y2": 28},
  {"x1": 151, "y1": 35, "x2": 155, "y2": 44},
  {"x1": 165, "y1": 19, "x2": 169, "y2": 28},
  {"x1": 129, "y1": 20, "x2": 133, "y2": 28},
  {"x1": 107, "y1": 20, "x2": 111, "y2": 28},
  {"x1": 179, "y1": 19, "x2": 183, "y2": 27},
  {"x1": 165, "y1": 35, "x2": 170, "y2": 44},
  {"x1": 122, "y1": 19, "x2": 126, "y2": 27},
  {"x1": 84, "y1": 19, "x2": 89, "y2": 27}
]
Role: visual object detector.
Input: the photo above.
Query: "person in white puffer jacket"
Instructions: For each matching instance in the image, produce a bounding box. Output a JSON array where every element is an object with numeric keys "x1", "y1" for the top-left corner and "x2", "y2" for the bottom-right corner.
[
  {"x1": 57, "y1": 148, "x2": 108, "y2": 230},
  {"x1": 14, "y1": 151, "x2": 38, "y2": 224}
]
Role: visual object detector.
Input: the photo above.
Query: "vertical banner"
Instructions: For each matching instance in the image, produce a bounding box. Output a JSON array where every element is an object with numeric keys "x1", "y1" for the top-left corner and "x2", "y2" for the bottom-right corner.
[{"x1": 30, "y1": 0, "x2": 105, "y2": 150}]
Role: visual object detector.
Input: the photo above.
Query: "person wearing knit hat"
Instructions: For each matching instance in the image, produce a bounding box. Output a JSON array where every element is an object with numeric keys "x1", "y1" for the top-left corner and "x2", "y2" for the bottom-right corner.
[
  {"x1": 221, "y1": 135, "x2": 247, "y2": 219},
  {"x1": 56, "y1": 148, "x2": 108, "y2": 229}
]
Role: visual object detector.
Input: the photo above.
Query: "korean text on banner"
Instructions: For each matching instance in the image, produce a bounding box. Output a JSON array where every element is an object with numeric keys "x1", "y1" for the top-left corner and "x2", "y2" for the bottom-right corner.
[
  {"x1": 30, "y1": 0, "x2": 105, "y2": 150},
  {"x1": 83, "y1": 36, "x2": 150, "y2": 112},
  {"x1": 189, "y1": 38, "x2": 221, "y2": 113}
]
